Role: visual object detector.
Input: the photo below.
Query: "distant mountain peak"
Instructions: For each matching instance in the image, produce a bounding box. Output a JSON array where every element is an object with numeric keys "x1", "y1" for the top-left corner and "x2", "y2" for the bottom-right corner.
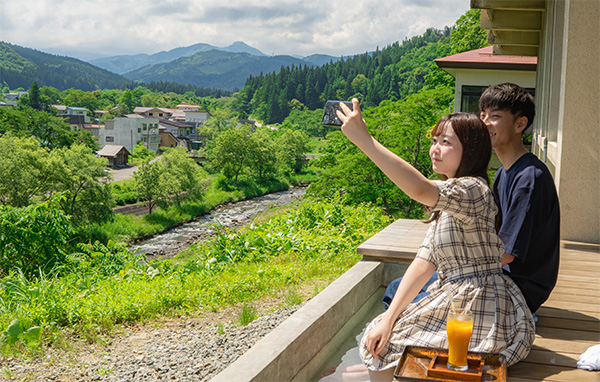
[
  {"x1": 221, "y1": 41, "x2": 266, "y2": 57},
  {"x1": 89, "y1": 41, "x2": 268, "y2": 74}
]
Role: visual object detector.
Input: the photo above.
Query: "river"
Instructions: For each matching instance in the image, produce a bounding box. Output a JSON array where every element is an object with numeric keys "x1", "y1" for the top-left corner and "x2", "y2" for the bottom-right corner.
[{"x1": 133, "y1": 187, "x2": 306, "y2": 259}]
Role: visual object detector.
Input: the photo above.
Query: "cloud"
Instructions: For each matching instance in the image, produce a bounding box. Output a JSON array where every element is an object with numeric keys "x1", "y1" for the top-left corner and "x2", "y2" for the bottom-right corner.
[{"x1": 0, "y1": 0, "x2": 469, "y2": 59}]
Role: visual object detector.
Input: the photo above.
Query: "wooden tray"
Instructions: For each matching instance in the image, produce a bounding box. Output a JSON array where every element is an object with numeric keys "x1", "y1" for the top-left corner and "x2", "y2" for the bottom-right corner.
[
  {"x1": 393, "y1": 346, "x2": 506, "y2": 381},
  {"x1": 427, "y1": 355, "x2": 484, "y2": 381}
]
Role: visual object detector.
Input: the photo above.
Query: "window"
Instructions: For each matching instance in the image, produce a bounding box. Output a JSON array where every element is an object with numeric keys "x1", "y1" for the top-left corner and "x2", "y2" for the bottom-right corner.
[
  {"x1": 106, "y1": 136, "x2": 114, "y2": 142},
  {"x1": 142, "y1": 124, "x2": 147, "y2": 131},
  {"x1": 461, "y1": 85, "x2": 536, "y2": 113},
  {"x1": 149, "y1": 113, "x2": 154, "y2": 116},
  {"x1": 460, "y1": 86, "x2": 489, "y2": 113},
  {"x1": 138, "y1": 128, "x2": 141, "y2": 133}
]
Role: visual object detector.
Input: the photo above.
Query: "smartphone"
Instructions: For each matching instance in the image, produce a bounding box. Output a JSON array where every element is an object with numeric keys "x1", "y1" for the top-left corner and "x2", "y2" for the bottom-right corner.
[{"x1": 322, "y1": 100, "x2": 353, "y2": 126}]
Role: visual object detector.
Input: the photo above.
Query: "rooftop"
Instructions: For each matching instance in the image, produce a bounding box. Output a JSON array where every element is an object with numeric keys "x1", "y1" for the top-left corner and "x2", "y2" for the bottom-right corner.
[{"x1": 435, "y1": 46, "x2": 537, "y2": 72}]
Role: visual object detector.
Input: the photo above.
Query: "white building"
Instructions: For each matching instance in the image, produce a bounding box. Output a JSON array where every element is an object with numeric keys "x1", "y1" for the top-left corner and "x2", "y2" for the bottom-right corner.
[
  {"x1": 172, "y1": 103, "x2": 210, "y2": 125},
  {"x1": 100, "y1": 115, "x2": 161, "y2": 153}
]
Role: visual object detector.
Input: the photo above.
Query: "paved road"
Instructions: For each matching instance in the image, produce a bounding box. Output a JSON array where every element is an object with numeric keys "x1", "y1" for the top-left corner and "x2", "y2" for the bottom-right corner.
[
  {"x1": 107, "y1": 165, "x2": 137, "y2": 182},
  {"x1": 105, "y1": 156, "x2": 161, "y2": 183}
]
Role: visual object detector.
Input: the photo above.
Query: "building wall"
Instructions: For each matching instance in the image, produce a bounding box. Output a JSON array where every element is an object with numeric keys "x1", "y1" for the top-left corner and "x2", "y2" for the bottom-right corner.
[
  {"x1": 453, "y1": 69, "x2": 536, "y2": 112},
  {"x1": 101, "y1": 117, "x2": 160, "y2": 153},
  {"x1": 184, "y1": 111, "x2": 209, "y2": 124},
  {"x1": 535, "y1": 0, "x2": 600, "y2": 243}
]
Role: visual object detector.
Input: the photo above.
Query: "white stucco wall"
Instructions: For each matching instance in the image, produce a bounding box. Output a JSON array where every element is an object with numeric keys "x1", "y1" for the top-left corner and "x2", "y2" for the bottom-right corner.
[
  {"x1": 453, "y1": 69, "x2": 537, "y2": 113},
  {"x1": 100, "y1": 117, "x2": 160, "y2": 153}
]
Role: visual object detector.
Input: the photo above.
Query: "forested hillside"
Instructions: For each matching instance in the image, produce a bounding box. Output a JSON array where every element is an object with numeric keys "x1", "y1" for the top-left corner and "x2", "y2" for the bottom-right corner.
[
  {"x1": 123, "y1": 50, "x2": 327, "y2": 91},
  {"x1": 236, "y1": 27, "x2": 453, "y2": 124},
  {"x1": 0, "y1": 42, "x2": 130, "y2": 91}
]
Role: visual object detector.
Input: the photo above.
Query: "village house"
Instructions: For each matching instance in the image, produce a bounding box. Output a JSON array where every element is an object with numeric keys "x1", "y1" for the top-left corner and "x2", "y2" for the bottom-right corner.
[
  {"x1": 4, "y1": 92, "x2": 28, "y2": 106},
  {"x1": 173, "y1": 103, "x2": 210, "y2": 125},
  {"x1": 158, "y1": 119, "x2": 199, "y2": 149},
  {"x1": 133, "y1": 107, "x2": 174, "y2": 119},
  {"x1": 100, "y1": 114, "x2": 161, "y2": 153},
  {"x1": 96, "y1": 144, "x2": 130, "y2": 167},
  {"x1": 236, "y1": 118, "x2": 257, "y2": 132}
]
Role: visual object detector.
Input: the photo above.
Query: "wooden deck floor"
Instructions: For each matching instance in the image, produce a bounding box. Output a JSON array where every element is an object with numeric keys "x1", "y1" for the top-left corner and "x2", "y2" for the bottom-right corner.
[{"x1": 357, "y1": 219, "x2": 600, "y2": 382}]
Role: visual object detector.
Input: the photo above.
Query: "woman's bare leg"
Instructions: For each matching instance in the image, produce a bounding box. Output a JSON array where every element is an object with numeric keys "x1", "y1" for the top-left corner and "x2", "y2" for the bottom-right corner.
[{"x1": 367, "y1": 367, "x2": 395, "y2": 382}]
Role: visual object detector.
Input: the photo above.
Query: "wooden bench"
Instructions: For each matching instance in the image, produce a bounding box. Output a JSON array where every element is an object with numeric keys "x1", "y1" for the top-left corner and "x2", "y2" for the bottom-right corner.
[{"x1": 357, "y1": 219, "x2": 600, "y2": 382}]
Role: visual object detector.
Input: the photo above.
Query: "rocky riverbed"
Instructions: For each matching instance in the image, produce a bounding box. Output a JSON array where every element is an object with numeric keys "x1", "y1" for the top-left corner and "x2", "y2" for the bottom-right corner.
[{"x1": 135, "y1": 187, "x2": 306, "y2": 259}]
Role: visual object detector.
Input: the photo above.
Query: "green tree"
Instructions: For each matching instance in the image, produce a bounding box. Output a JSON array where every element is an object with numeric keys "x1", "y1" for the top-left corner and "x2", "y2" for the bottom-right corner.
[
  {"x1": 120, "y1": 88, "x2": 134, "y2": 114},
  {"x1": 276, "y1": 130, "x2": 308, "y2": 174},
  {"x1": 0, "y1": 106, "x2": 78, "y2": 149},
  {"x1": 204, "y1": 108, "x2": 237, "y2": 135},
  {"x1": 51, "y1": 144, "x2": 114, "y2": 225},
  {"x1": 131, "y1": 142, "x2": 156, "y2": 163},
  {"x1": 0, "y1": 134, "x2": 58, "y2": 207},
  {"x1": 134, "y1": 159, "x2": 165, "y2": 214},
  {"x1": 248, "y1": 129, "x2": 277, "y2": 179},
  {"x1": 280, "y1": 108, "x2": 332, "y2": 138},
  {"x1": 451, "y1": 9, "x2": 489, "y2": 54},
  {"x1": 160, "y1": 147, "x2": 208, "y2": 206},
  {"x1": 40, "y1": 86, "x2": 62, "y2": 105},
  {"x1": 62, "y1": 88, "x2": 99, "y2": 112},
  {"x1": 212, "y1": 126, "x2": 253, "y2": 185},
  {"x1": 29, "y1": 81, "x2": 41, "y2": 110}
]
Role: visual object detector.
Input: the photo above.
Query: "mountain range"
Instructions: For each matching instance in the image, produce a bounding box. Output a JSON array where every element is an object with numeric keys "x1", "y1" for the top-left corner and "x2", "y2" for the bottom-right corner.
[
  {"x1": 91, "y1": 42, "x2": 341, "y2": 90},
  {"x1": 89, "y1": 41, "x2": 268, "y2": 74},
  {"x1": 0, "y1": 41, "x2": 341, "y2": 92}
]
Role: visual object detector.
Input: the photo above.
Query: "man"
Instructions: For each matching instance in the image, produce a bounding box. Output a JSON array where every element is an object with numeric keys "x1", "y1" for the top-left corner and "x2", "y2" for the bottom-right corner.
[
  {"x1": 383, "y1": 83, "x2": 560, "y2": 316},
  {"x1": 479, "y1": 83, "x2": 560, "y2": 314}
]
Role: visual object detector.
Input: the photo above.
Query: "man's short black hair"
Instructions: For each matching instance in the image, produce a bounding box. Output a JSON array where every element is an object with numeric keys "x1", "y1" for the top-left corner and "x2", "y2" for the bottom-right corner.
[{"x1": 479, "y1": 83, "x2": 536, "y2": 128}]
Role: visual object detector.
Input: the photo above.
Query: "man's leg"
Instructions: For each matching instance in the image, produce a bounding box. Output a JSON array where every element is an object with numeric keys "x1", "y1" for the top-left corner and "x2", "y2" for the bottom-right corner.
[{"x1": 382, "y1": 272, "x2": 438, "y2": 311}]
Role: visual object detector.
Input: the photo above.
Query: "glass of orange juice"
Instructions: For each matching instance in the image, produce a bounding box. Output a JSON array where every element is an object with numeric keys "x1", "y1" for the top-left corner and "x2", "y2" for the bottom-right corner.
[{"x1": 446, "y1": 309, "x2": 473, "y2": 371}]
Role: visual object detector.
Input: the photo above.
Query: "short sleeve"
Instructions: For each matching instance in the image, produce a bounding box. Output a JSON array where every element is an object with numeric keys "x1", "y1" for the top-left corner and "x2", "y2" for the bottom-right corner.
[
  {"x1": 495, "y1": 168, "x2": 540, "y2": 262},
  {"x1": 415, "y1": 224, "x2": 435, "y2": 264},
  {"x1": 430, "y1": 177, "x2": 493, "y2": 224}
]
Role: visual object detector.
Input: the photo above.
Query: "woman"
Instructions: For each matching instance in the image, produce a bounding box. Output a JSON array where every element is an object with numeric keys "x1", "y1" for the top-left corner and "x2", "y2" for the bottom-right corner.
[{"x1": 337, "y1": 99, "x2": 535, "y2": 382}]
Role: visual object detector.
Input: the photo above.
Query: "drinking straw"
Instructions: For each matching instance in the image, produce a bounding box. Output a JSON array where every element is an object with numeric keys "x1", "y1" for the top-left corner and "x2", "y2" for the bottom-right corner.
[
  {"x1": 446, "y1": 287, "x2": 457, "y2": 313},
  {"x1": 464, "y1": 287, "x2": 482, "y2": 314}
]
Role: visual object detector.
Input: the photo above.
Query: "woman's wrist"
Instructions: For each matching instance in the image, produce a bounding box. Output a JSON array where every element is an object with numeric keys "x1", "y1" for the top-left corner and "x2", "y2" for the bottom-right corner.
[{"x1": 380, "y1": 311, "x2": 398, "y2": 326}]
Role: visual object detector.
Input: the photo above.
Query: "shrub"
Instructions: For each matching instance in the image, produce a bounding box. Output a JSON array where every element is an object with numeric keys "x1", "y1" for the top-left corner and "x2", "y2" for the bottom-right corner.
[{"x1": 0, "y1": 198, "x2": 73, "y2": 278}]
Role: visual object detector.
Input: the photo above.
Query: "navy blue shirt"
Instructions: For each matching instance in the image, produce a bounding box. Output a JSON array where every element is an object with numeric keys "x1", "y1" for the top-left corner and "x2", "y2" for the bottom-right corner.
[{"x1": 493, "y1": 153, "x2": 560, "y2": 313}]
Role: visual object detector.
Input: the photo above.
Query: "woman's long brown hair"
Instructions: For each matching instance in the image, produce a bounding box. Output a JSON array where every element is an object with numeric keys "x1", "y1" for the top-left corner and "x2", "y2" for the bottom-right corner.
[{"x1": 424, "y1": 112, "x2": 492, "y2": 223}]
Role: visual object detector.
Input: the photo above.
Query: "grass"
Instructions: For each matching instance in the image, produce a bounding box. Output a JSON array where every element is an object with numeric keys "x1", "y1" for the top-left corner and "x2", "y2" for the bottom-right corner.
[
  {"x1": 239, "y1": 302, "x2": 258, "y2": 326},
  {"x1": 0, "y1": 197, "x2": 392, "y2": 356}
]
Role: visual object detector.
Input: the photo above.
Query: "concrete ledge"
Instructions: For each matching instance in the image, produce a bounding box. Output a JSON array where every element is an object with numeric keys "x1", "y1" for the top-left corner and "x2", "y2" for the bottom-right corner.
[{"x1": 211, "y1": 260, "x2": 385, "y2": 382}]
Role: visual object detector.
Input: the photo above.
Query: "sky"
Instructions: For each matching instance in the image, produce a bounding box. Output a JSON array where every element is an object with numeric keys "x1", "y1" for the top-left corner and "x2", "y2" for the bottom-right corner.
[{"x1": 0, "y1": 0, "x2": 470, "y2": 61}]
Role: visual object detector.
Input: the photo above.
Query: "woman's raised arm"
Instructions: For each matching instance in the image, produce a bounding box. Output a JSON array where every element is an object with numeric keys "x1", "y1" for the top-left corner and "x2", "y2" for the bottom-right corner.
[{"x1": 337, "y1": 98, "x2": 439, "y2": 208}]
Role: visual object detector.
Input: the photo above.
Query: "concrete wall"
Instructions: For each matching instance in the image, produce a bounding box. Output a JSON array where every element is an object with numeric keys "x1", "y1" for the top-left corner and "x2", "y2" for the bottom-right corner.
[
  {"x1": 211, "y1": 260, "x2": 410, "y2": 382},
  {"x1": 535, "y1": 0, "x2": 600, "y2": 243}
]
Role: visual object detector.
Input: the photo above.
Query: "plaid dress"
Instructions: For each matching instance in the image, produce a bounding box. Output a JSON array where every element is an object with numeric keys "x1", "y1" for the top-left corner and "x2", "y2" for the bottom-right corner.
[{"x1": 360, "y1": 177, "x2": 535, "y2": 370}]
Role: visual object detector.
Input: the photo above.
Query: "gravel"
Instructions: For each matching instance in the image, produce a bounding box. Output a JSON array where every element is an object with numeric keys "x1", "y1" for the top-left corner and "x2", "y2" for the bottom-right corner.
[{"x1": 2, "y1": 304, "x2": 303, "y2": 382}]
